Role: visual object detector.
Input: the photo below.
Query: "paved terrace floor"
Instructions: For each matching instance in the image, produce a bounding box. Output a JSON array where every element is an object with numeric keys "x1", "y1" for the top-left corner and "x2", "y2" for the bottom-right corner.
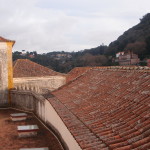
[{"x1": 0, "y1": 109, "x2": 63, "y2": 150}]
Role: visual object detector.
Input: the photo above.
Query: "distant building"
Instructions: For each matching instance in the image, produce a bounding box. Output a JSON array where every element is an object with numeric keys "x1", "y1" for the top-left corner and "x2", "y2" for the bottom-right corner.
[
  {"x1": 117, "y1": 51, "x2": 140, "y2": 66},
  {"x1": 28, "y1": 54, "x2": 35, "y2": 58},
  {"x1": 116, "y1": 52, "x2": 125, "y2": 58},
  {"x1": 147, "y1": 59, "x2": 150, "y2": 67},
  {"x1": 21, "y1": 50, "x2": 26, "y2": 56},
  {"x1": 53, "y1": 53, "x2": 72, "y2": 60},
  {"x1": 56, "y1": 53, "x2": 72, "y2": 58}
]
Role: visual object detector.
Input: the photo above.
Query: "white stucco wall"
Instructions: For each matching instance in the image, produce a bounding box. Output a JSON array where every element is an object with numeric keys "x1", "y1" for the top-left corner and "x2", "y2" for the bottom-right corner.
[
  {"x1": 44, "y1": 100, "x2": 81, "y2": 150},
  {"x1": 0, "y1": 42, "x2": 8, "y2": 105}
]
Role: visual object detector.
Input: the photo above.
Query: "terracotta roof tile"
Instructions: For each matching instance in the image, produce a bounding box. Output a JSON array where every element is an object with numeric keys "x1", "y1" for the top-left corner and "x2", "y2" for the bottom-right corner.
[
  {"x1": 13, "y1": 59, "x2": 65, "y2": 78},
  {"x1": 66, "y1": 67, "x2": 91, "y2": 83},
  {"x1": 48, "y1": 67, "x2": 150, "y2": 149},
  {"x1": 132, "y1": 136, "x2": 150, "y2": 148}
]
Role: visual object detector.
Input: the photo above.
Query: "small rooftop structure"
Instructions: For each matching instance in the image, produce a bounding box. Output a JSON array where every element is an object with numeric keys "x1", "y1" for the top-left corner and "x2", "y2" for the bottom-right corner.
[
  {"x1": 17, "y1": 125, "x2": 39, "y2": 138},
  {"x1": 20, "y1": 148, "x2": 49, "y2": 150},
  {"x1": 10, "y1": 113, "x2": 27, "y2": 121}
]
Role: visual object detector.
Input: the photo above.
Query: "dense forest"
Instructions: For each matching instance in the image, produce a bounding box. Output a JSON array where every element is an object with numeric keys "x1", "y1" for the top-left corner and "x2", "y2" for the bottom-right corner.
[{"x1": 13, "y1": 13, "x2": 150, "y2": 73}]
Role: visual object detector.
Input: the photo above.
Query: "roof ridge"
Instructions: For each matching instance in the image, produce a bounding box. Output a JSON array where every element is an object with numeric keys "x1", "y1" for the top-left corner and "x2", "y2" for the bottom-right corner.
[
  {"x1": 91, "y1": 66, "x2": 150, "y2": 72},
  {"x1": 53, "y1": 68, "x2": 92, "y2": 92},
  {"x1": 67, "y1": 67, "x2": 92, "y2": 75}
]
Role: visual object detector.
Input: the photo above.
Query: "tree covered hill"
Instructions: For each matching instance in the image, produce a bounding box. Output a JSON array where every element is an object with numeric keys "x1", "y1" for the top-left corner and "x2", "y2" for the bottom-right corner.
[
  {"x1": 13, "y1": 44, "x2": 109, "y2": 73},
  {"x1": 106, "y1": 13, "x2": 150, "y2": 59}
]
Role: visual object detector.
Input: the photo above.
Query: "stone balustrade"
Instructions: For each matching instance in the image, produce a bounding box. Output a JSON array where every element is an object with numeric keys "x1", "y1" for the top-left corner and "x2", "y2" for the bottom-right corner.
[{"x1": 13, "y1": 76, "x2": 66, "y2": 94}]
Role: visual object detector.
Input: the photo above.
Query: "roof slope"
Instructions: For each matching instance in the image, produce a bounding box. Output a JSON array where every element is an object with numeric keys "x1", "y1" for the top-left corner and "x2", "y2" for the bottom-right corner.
[
  {"x1": 50, "y1": 67, "x2": 150, "y2": 150},
  {"x1": 13, "y1": 59, "x2": 64, "y2": 78},
  {"x1": 66, "y1": 67, "x2": 91, "y2": 83}
]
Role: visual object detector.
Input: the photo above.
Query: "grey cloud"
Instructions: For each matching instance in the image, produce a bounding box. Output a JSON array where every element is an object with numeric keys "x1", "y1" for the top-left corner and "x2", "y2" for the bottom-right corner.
[{"x1": 0, "y1": 0, "x2": 150, "y2": 53}]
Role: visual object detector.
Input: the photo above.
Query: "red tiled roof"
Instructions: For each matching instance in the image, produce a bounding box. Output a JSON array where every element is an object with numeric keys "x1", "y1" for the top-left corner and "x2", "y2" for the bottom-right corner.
[
  {"x1": 13, "y1": 59, "x2": 64, "y2": 78},
  {"x1": 66, "y1": 67, "x2": 91, "y2": 83},
  {"x1": 49, "y1": 67, "x2": 150, "y2": 150},
  {"x1": 0, "y1": 36, "x2": 15, "y2": 46}
]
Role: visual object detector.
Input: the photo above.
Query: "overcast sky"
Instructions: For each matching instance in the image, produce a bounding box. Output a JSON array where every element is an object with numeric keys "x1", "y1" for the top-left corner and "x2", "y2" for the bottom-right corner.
[{"x1": 0, "y1": 0, "x2": 149, "y2": 53}]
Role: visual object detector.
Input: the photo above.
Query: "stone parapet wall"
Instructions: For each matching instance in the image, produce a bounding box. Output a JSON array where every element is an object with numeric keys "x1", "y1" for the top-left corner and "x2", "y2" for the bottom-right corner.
[
  {"x1": 10, "y1": 90, "x2": 81, "y2": 150},
  {"x1": 13, "y1": 76, "x2": 66, "y2": 94},
  {"x1": 10, "y1": 90, "x2": 41, "y2": 111}
]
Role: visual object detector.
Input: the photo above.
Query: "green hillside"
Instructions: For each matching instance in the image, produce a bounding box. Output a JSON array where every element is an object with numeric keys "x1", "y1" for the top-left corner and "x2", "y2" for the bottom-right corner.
[{"x1": 106, "y1": 13, "x2": 150, "y2": 60}]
